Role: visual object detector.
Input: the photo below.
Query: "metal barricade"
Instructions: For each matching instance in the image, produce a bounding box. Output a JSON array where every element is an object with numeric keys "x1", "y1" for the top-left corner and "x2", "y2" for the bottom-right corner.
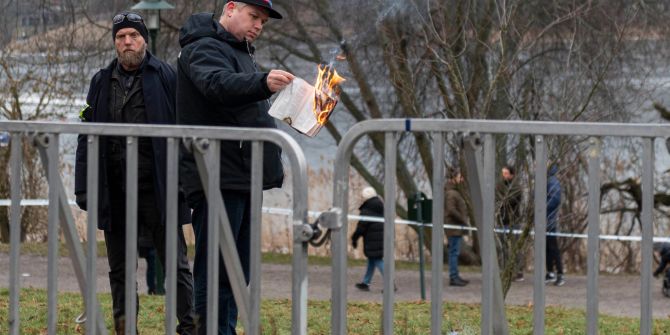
[
  {"x1": 2, "y1": 120, "x2": 311, "y2": 335},
  {"x1": 329, "y1": 119, "x2": 661, "y2": 335}
]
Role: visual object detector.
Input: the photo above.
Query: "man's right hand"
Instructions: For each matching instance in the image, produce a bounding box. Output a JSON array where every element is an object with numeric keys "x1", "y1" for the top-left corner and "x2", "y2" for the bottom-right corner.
[{"x1": 266, "y1": 70, "x2": 295, "y2": 93}]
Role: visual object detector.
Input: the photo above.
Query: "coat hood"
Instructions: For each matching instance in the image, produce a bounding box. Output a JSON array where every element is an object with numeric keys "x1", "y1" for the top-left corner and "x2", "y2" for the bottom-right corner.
[{"x1": 179, "y1": 12, "x2": 251, "y2": 51}]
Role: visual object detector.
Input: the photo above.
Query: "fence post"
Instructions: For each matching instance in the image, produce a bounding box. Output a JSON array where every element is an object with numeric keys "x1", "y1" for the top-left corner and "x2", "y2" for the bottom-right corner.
[
  {"x1": 45, "y1": 134, "x2": 60, "y2": 335},
  {"x1": 382, "y1": 132, "x2": 399, "y2": 334},
  {"x1": 586, "y1": 138, "x2": 601, "y2": 334},
  {"x1": 462, "y1": 134, "x2": 509, "y2": 335},
  {"x1": 532, "y1": 135, "x2": 547, "y2": 335},
  {"x1": 640, "y1": 138, "x2": 654, "y2": 335},
  {"x1": 430, "y1": 132, "x2": 445, "y2": 335},
  {"x1": 9, "y1": 132, "x2": 22, "y2": 335}
]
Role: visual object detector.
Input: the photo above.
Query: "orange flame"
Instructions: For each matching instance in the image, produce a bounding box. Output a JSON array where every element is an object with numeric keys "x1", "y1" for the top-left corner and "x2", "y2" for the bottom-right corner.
[{"x1": 313, "y1": 64, "x2": 345, "y2": 125}]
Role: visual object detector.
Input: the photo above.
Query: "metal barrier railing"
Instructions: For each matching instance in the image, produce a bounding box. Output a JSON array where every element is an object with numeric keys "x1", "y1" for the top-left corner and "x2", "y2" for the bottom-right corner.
[
  {"x1": 2, "y1": 120, "x2": 311, "y2": 335},
  {"x1": 329, "y1": 119, "x2": 662, "y2": 335}
]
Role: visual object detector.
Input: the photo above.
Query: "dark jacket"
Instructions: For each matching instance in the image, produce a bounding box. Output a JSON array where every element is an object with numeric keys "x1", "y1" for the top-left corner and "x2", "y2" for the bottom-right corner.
[
  {"x1": 351, "y1": 196, "x2": 385, "y2": 259},
  {"x1": 654, "y1": 243, "x2": 670, "y2": 277},
  {"x1": 74, "y1": 52, "x2": 189, "y2": 231},
  {"x1": 445, "y1": 184, "x2": 468, "y2": 237},
  {"x1": 497, "y1": 178, "x2": 522, "y2": 227},
  {"x1": 546, "y1": 165, "x2": 561, "y2": 232},
  {"x1": 176, "y1": 13, "x2": 284, "y2": 202}
]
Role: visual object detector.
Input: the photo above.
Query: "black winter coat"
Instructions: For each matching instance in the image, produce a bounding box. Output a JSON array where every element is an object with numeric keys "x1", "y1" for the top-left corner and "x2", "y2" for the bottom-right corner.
[
  {"x1": 654, "y1": 243, "x2": 670, "y2": 277},
  {"x1": 74, "y1": 53, "x2": 189, "y2": 231},
  {"x1": 351, "y1": 197, "x2": 385, "y2": 259},
  {"x1": 497, "y1": 179, "x2": 522, "y2": 227},
  {"x1": 176, "y1": 13, "x2": 284, "y2": 202}
]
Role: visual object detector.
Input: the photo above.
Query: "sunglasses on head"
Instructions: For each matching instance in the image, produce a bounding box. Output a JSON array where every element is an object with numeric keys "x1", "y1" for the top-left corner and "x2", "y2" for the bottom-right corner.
[{"x1": 113, "y1": 13, "x2": 143, "y2": 25}]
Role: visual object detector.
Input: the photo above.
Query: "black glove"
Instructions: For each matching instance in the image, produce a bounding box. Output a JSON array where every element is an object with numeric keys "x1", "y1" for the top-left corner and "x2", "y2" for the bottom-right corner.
[
  {"x1": 352, "y1": 239, "x2": 358, "y2": 249},
  {"x1": 75, "y1": 192, "x2": 87, "y2": 211}
]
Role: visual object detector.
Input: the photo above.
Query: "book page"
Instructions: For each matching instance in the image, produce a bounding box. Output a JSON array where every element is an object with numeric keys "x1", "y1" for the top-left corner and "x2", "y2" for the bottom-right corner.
[{"x1": 269, "y1": 78, "x2": 318, "y2": 135}]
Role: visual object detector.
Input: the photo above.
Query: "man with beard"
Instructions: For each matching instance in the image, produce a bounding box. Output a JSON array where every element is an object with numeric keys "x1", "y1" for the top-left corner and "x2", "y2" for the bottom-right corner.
[
  {"x1": 75, "y1": 11, "x2": 195, "y2": 334},
  {"x1": 176, "y1": 1, "x2": 293, "y2": 333}
]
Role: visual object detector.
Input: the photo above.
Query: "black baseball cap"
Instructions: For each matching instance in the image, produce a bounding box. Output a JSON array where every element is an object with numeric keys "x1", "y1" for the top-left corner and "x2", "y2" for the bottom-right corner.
[{"x1": 233, "y1": 0, "x2": 283, "y2": 19}]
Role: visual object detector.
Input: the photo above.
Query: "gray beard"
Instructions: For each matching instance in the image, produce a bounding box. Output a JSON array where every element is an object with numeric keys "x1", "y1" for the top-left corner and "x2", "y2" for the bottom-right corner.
[{"x1": 117, "y1": 44, "x2": 146, "y2": 70}]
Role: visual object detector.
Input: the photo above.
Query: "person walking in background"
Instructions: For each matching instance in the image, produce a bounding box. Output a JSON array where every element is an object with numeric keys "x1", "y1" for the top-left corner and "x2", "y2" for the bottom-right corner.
[
  {"x1": 74, "y1": 11, "x2": 194, "y2": 334},
  {"x1": 445, "y1": 168, "x2": 469, "y2": 287},
  {"x1": 545, "y1": 163, "x2": 565, "y2": 286},
  {"x1": 653, "y1": 242, "x2": 670, "y2": 297},
  {"x1": 138, "y1": 230, "x2": 164, "y2": 295},
  {"x1": 176, "y1": 1, "x2": 293, "y2": 333},
  {"x1": 351, "y1": 187, "x2": 385, "y2": 291},
  {"x1": 497, "y1": 165, "x2": 524, "y2": 281}
]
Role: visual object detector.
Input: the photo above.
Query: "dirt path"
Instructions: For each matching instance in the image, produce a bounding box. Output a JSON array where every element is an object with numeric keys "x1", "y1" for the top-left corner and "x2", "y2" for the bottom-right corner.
[{"x1": 1, "y1": 254, "x2": 669, "y2": 318}]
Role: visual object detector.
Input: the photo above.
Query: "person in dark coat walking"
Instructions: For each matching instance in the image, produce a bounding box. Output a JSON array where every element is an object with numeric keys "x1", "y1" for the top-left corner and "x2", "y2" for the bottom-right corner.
[
  {"x1": 74, "y1": 11, "x2": 195, "y2": 334},
  {"x1": 653, "y1": 242, "x2": 670, "y2": 297},
  {"x1": 176, "y1": 1, "x2": 293, "y2": 333},
  {"x1": 445, "y1": 168, "x2": 469, "y2": 287},
  {"x1": 138, "y1": 232, "x2": 164, "y2": 295},
  {"x1": 351, "y1": 187, "x2": 385, "y2": 291},
  {"x1": 545, "y1": 163, "x2": 565, "y2": 286}
]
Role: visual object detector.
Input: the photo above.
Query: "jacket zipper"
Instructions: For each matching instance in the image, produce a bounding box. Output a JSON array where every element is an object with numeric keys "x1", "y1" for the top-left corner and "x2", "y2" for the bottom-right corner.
[{"x1": 246, "y1": 40, "x2": 272, "y2": 113}]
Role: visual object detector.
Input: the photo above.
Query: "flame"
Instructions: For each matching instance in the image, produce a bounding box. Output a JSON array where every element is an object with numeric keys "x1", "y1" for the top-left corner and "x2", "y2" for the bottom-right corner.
[{"x1": 313, "y1": 64, "x2": 345, "y2": 125}]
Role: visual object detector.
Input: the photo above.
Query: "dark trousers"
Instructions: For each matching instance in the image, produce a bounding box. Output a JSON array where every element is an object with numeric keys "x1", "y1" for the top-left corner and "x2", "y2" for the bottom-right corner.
[
  {"x1": 139, "y1": 246, "x2": 164, "y2": 294},
  {"x1": 546, "y1": 234, "x2": 564, "y2": 275},
  {"x1": 105, "y1": 188, "x2": 195, "y2": 334},
  {"x1": 502, "y1": 225, "x2": 524, "y2": 275},
  {"x1": 191, "y1": 190, "x2": 251, "y2": 335}
]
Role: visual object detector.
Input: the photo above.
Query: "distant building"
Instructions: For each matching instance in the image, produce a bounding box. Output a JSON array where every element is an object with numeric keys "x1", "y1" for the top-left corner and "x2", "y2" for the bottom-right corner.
[{"x1": 16, "y1": 0, "x2": 66, "y2": 40}]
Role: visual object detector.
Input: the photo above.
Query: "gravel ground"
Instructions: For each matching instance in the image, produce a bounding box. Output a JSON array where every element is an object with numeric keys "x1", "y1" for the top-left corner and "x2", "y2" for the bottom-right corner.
[{"x1": 1, "y1": 254, "x2": 669, "y2": 319}]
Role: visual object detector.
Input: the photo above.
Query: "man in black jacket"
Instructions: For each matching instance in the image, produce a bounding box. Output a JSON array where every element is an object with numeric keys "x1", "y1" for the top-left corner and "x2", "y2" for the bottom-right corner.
[
  {"x1": 497, "y1": 165, "x2": 524, "y2": 281},
  {"x1": 351, "y1": 187, "x2": 385, "y2": 291},
  {"x1": 176, "y1": 1, "x2": 293, "y2": 333},
  {"x1": 74, "y1": 12, "x2": 194, "y2": 334}
]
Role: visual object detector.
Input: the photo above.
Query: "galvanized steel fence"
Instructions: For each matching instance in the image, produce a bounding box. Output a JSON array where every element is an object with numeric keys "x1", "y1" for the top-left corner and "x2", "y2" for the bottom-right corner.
[
  {"x1": 2, "y1": 120, "x2": 311, "y2": 335},
  {"x1": 2, "y1": 118, "x2": 666, "y2": 334},
  {"x1": 328, "y1": 119, "x2": 662, "y2": 335}
]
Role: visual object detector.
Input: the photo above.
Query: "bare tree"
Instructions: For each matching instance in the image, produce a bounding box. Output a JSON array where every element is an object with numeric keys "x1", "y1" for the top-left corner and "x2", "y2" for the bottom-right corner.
[
  {"x1": 256, "y1": 0, "x2": 670, "y2": 296},
  {"x1": 0, "y1": 1, "x2": 108, "y2": 241}
]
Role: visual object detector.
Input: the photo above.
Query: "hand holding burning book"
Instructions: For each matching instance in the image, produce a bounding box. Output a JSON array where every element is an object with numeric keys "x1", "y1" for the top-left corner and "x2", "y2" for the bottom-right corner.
[{"x1": 269, "y1": 64, "x2": 345, "y2": 137}]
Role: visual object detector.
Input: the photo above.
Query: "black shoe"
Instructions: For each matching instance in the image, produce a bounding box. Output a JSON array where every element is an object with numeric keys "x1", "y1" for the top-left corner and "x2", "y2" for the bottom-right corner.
[
  {"x1": 456, "y1": 276, "x2": 470, "y2": 284},
  {"x1": 554, "y1": 275, "x2": 565, "y2": 287},
  {"x1": 545, "y1": 272, "x2": 556, "y2": 284},
  {"x1": 514, "y1": 273, "x2": 525, "y2": 282},
  {"x1": 449, "y1": 277, "x2": 468, "y2": 287},
  {"x1": 355, "y1": 282, "x2": 370, "y2": 291}
]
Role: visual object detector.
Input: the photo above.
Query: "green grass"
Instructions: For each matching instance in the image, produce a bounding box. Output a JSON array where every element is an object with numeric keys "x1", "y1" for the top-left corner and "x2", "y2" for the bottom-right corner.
[
  {"x1": 0, "y1": 242, "x2": 449, "y2": 272},
  {"x1": 1, "y1": 288, "x2": 669, "y2": 334},
  {"x1": 0, "y1": 241, "x2": 108, "y2": 258}
]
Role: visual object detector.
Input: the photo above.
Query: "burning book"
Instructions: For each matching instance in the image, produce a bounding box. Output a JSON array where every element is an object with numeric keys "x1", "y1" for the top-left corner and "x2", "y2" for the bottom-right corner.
[{"x1": 269, "y1": 65, "x2": 345, "y2": 137}]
